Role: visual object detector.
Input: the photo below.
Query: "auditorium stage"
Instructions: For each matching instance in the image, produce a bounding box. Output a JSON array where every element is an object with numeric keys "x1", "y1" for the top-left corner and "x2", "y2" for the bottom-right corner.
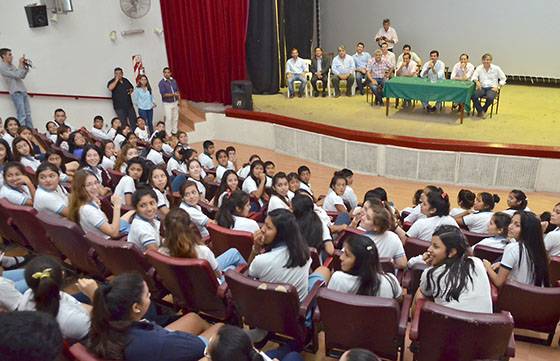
[{"x1": 251, "y1": 85, "x2": 560, "y2": 148}]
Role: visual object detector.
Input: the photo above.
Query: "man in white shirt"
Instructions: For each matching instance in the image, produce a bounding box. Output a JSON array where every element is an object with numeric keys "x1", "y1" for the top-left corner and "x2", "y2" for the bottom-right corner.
[
  {"x1": 90, "y1": 115, "x2": 114, "y2": 141},
  {"x1": 285, "y1": 48, "x2": 308, "y2": 98},
  {"x1": 352, "y1": 42, "x2": 371, "y2": 95},
  {"x1": 471, "y1": 53, "x2": 506, "y2": 118},
  {"x1": 380, "y1": 42, "x2": 396, "y2": 68},
  {"x1": 420, "y1": 50, "x2": 446, "y2": 112},
  {"x1": 331, "y1": 46, "x2": 356, "y2": 97},
  {"x1": 396, "y1": 53, "x2": 418, "y2": 107},
  {"x1": 375, "y1": 19, "x2": 398, "y2": 51},
  {"x1": 397, "y1": 44, "x2": 423, "y2": 67},
  {"x1": 451, "y1": 53, "x2": 474, "y2": 81}
]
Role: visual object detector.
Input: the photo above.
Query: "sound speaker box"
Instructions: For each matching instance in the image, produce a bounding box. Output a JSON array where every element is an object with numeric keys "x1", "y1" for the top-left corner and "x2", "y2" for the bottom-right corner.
[
  {"x1": 25, "y1": 4, "x2": 49, "y2": 28},
  {"x1": 231, "y1": 80, "x2": 253, "y2": 110}
]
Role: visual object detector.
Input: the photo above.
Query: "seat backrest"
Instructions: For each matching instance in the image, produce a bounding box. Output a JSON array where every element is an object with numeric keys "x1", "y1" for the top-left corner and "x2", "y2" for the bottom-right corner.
[
  {"x1": 36, "y1": 211, "x2": 105, "y2": 278},
  {"x1": 224, "y1": 270, "x2": 304, "y2": 341},
  {"x1": 68, "y1": 343, "x2": 110, "y2": 361},
  {"x1": 497, "y1": 280, "x2": 560, "y2": 334},
  {"x1": 205, "y1": 181, "x2": 219, "y2": 201},
  {"x1": 145, "y1": 249, "x2": 226, "y2": 320},
  {"x1": 404, "y1": 262, "x2": 428, "y2": 296},
  {"x1": 0, "y1": 198, "x2": 28, "y2": 247},
  {"x1": 106, "y1": 169, "x2": 124, "y2": 189},
  {"x1": 317, "y1": 288, "x2": 401, "y2": 360},
  {"x1": 23, "y1": 166, "x2": 37, "y2": 186},
  {"x1": 198, "y1": 201, "x2": 218, "y2": 219},
  {"x1": 473, "y1": 245, "x2": 504, "y2": 264},
  {"x1": 550, "y1": 256, "x2": 560, "y2": 285},
  {"x1": 462, "y1": 230, "x2": 492, "y2": 246},
  {"x1": 404, "y1": 238, "x2": 430, "y2": 259},
  {"x1": 416, "y1": 301, "x2": 513, "y2": 361},
  {"x1": 207, "y1": 223, "x2": 254, "y2": 260},
  {"x1": 333, "y1": 227, "x2": 365, "y2": 248},
  {"x1": 0, "y1": 199, "x2": 62, "y2": 258}
]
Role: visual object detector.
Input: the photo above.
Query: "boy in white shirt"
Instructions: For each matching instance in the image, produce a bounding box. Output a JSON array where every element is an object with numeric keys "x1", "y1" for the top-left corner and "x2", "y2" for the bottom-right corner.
[
  {"x1": 89, "y1": 115, "x2": 113, "y2": 141},
  {"x1": 198, "y1": 140, "x2": 216, "y2": 170}
]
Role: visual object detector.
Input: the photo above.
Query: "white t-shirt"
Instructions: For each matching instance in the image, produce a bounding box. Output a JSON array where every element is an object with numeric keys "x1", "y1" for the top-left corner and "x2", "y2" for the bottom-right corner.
[
  {"x1": 233, "y1": 216, "x2": 260, "y2": 233},
  {"x1": 322, "y1": 190, "x2": 345, "y2": 212},
  {"x1": 188, "y1": 177, "x2": 206, "y2": 200},
  {"x1": 267, "y1": 194, "x2": 290, "y2": 213},
  {"x1": 449, "y1": 207, "x2": 468, "y2": 217},
  {"x1": 299, "y1": 182, "x2": 313, "y2": 196},
  {"x1": 167, "y1": 157, "x2": 187, "y2": 175},
  {"x1": 195, "y1": 244, "x2": 219, "y2": 271},
  {"x1": 90, "y1": 127, "x2": 113, "y2": 141},
  {"x1": 364, "y1": 231, "x2": 406, "y2": 261},
  {"x1": 242, "y1": 177, "x2": 258, "y2": 194},
  {"x1": 20, "y1": 156, "x2": 41, "y2": 171},
  {"x1": 420, "y1": 257, "x2": 492, "y2": 313},
  {"x1": 237, "y1": 165, "x2": 250, "y2": 179},
  {"x1": 328, "y1": 271, "x2": 402, "y2": 298},
  {"x1": 146, "y1": 149, "x2": 165, "y2": 165},
  {"x1": 342, "y1": 186, "x2": 358, "y2": 210},
  {"x1": 0, "y1": 277, "x2": 22, "y2": 311},
  {"x1": 128, "y1": 216, "x2": 161, "y2": 252},
  {"x1": 134, "y1": 127, "x2": 150, "y2": 142},
  {"x1": 463, "y1": 211, "x2": 493, "y2": 233},
  {"x1": 198, "y1": 152, "x2": 214, "y2": 169},
  {"x1": 17, "y1": 290, "x2": 91, "y2": 340},
  {"x1": 472, "y1": 236, "x2": 511, "y2": 250},
  {"x1": 114, "y1": 175, "x2": 136, "y2": 205},
  {"x1": 248, "y1": 246, "x2": 312, "y2": 302},
  {"x1": 216, "y1": 165, "x2": 228, "y2": 183},
  {"x1": 0, "y1": 184, "x2": 32, "y2": 205},
  {"x1": 500, "y1": 242, "x2": 537, "y2": 285},
  {"x1": 544, "y1": 229, "x2": 560, "y2": 257},
  {"x1": 33, "y1": 186, "x2": 68, "y2": 215},
  {"x1": 404, "y1": 204, "x2": 425, "y2": 223},
  {"x1": 114, "y1": 133, "x2": 126, "y2": 150},
  {"x1": 502, "y1": 207, "x2": 531, "y2": 217},
  {"x1": 179, "y1": 202, "x2": 209, "y2": 237},
  {"x1": 79, "y1": 202, "x2": 109, "y2": 239},
  {"x1": 153, "y1": 188, "x2": 170, "y2": 209},
  {"x1": 101, "y1": 155, "x2": 116, "y2": 170},
  {"x1": 407, "y1": 216, "x2": 459, "y2": 241},
  {"x1": 2, "y1": 133, "x2": 15, "y2": 149}
]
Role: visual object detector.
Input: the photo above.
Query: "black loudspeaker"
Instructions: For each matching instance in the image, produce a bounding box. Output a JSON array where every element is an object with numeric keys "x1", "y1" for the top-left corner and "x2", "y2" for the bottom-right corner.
[
  {"x1": 231, "y1": 80, "x2": 253, "y2": 110},
  {"x1": 25, "y1": 4, "x2": 49, "y2": 28}
]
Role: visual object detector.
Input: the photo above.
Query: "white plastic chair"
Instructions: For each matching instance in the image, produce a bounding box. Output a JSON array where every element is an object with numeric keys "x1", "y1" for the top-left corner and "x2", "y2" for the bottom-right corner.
[{"x1": 286, "y1": 59, "x2": 311, "y2": 98}]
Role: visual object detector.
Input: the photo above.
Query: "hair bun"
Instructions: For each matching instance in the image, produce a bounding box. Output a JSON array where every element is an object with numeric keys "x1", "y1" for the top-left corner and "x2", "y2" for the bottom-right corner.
[{"x1": 493, "y1": 194, "x2": 501, "y2": 203}]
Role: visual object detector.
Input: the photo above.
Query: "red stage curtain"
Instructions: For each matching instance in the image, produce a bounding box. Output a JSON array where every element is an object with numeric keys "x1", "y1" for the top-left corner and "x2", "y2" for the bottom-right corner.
[{"x1": 160, "y1": 0, "x2": 249, "y2": 104}]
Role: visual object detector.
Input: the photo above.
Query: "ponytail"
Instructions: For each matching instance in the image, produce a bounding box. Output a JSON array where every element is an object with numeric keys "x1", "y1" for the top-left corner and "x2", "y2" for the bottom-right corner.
[
  {"x1": 24, "y1": 256, "x2": 63, "y2": 317},
  {"x1": 216, "y1": 190, "x2": 250, "y2": 229}
]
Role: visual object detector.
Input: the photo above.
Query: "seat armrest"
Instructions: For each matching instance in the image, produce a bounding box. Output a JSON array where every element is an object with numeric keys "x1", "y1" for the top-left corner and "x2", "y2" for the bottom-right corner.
[
  {"x1": 398, "y1": 294, "x2": 412, "y2": 336},
  {"x1": 216, "y1": 283, "x2": 228, "y2": 299},
  {"x1": 409, "y1": 298, "x2": 425, "y2": 341},
  {"x1": 313, "y1": 307, "x2": 321, "y2": 322},
  {"x1": 299, "y1": 280, "x2": 324, "y2": 318},
  {"x1": 201, "y1": 236, "x2": 210, "y2": 245},
  {"x1": 322, "y1": 256, "x2": 334, "y2": 269},
  {"x1": 491, "y1": 283, "x2": 499, "y2": 304},
  {"x1": 235, "y1": 264, "x2": 248, "y2": 274},
  {"x1": 401, "y1": 269, "x2": 412, "y2": 289},
  {"x1": 506, "y1": 332, "x2": 516, "y2": 357}
]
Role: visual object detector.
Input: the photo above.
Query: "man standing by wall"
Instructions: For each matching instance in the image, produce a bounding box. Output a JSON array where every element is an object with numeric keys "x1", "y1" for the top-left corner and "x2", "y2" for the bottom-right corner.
[
  {"x1": 107, "y1": 67, "x2": 136, "y2": 129},
  {"x1": 0, "y1": 48, "x2": 33, "y2": 128},
  {"x1": 158, "y1": 67, "x2": 180, "y2": 135},
  {"x1": 375, "y1": 19, "x2": 398, "y2": 51}
]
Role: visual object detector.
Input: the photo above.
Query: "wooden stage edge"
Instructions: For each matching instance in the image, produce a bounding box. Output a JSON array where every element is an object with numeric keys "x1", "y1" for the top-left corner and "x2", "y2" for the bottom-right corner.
[{"x1": 225, "y1": 108, "x2": 560, "y2": 159}]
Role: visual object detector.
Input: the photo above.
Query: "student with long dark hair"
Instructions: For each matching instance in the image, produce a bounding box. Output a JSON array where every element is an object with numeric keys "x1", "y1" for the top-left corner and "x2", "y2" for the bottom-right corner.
[
  {"x1": 455, "y1": 192, "x2": 500, "y2": 233},
  {"x1": 267, "y1": 172, "x2": 292, "y2": 213},
  {"x1": 340, "y1": 348, "x2": 380, "y2": 361},
  {"x1": 212, "y1": 169, "x2": 240, "y2": 207},
  {"x1": 0, "y1": 161, "x2": 35, "y2": 206},
  {"x1": 403, "y1": 185, "x2": 440, "y2": 224},
  {"x1": 417, "y1": 225, "x2": 493, "y2": 313},
  {"x1": 0, "y1": 138, "x2": 14, "y2": 187},
  {"x1": 128, "y1": 187, "x2": 161, "y2": 252},
  {"x1": 186, "y1": 158, "x2": 207, "y2": 200},
  {"x1": 472, "y1": 212, "x2": 512, "y2": 250},
  {"x1": 80, "y1": 144, "x2": 112, "y2": 196},
  {"x1": 215, "y1": 190, "x2": 259, "y2": 233},
  {"x1": 12, "y1": 136, "x2": 40, "y2": 171},
  {"x1": 328, "y1": 234, "x2": 401, "y2": 298},
  {"x1": 292, "y1": 193, "x2": 334, "y2": 256},
  {"x1": 484, "y1": 211, "x2": 550, "y2": 287},
  {"x1": 148, "y1": 165, "x2": 170, "y2": 217},
  {"x1": 449, "y1": 189, "x2": 475, "y2": 217},
  {"x1": 237, "y1": 154, "x2": 261, "y2": 179},
  {"x1": 68, "y1": 130, "x2": 88, "y2": 159},
  {"x1": 503, "y1": 189, "x2": 529, "y2": 216},
  {"x1": 87, "y1": 272, "x2": 222, "y2": 361},
  {"x1": 242, "y1": 160, "x2": 267, "y2": 209},
  {"x1": 322, "y1": 172, "x2": 348, "y2": 213},
  {"x1": 114, "y1": 157, "x2": 146, "y2": 206},
  {"x1": 2, "y1": 116, "x2": 20, "y2": 148}
]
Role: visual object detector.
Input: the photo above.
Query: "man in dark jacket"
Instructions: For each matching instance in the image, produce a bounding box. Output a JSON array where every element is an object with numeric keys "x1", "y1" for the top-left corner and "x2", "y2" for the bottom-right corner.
[{"x1": 310, "y1": 47, "x2": 331, "y2": 97}]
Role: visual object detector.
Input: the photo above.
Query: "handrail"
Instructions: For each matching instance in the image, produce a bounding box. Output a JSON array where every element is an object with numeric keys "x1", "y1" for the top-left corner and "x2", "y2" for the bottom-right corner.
[{"x1": 0, "y1": 90, "x2": 111, "y2": 100}]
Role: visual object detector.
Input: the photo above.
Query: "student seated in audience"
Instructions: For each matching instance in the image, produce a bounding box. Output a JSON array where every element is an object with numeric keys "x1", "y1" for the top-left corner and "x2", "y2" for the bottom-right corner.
[
  {"x1": 471, "y1": 53, "x2": 507, "y2": 119},
  {"x1": 0, "y1": 311, "x2": 63, "y2": 361},
  {"x1": 213, "y1": 169, "x2": 241, "y2": 207},
  {"x1": 114, "y1": 157, "x2": 146, "y2": 206},
  {"x1": 114, "y1": 143, "x2": 139, "y2": 173},
  {"x1": 416, "y1": 225, "x2": 493, "y2": 313},
  {"x1": 472, "y1": 212, "x2": 512, "y2": 250},
  {"x1": 292, "y1": 193, "x2": 335, "y2": 257},
  {"x1": 485, "y1": 211, "x2": 550, "y2": 287},
  {"x1": 187, "y1": 158, "x2": 208, "y2": 201},
  {"x1": 52, "y1": 108, "x2": 75, "y2": 131},
  {"x1": 87, "y1": 272, "x2": 222, "y2": 361},
  {"x1": 162, "y1": 208, "x2": 246, "y2": 281},
  {"x1": 2, "y1": 116, "x2": 20, "y2": 148},
  {"x1": 18, "y1": 126, "x2": 43, "y2": 156},
  {"x1": 0, "y1": 161, "x2": 35, "y2": 205},
  {"x1": 133, "y1": 116, "x2": 150, "y2": 142},
  {"x1": 450, "y1": 53, "x2": 474, "y2": 81},
  {"x1": 216, "y1": 190, "x2": 260, "y2": 233},
  {"x1": 397, "y1": 44, "x2": 422, "y2": 67},
  {"x1": 199, "y1": 140, "x2": 216, "y2": 170},
  {"x1": 113, "y1": 124, "x2": 130, "y2": 150},
  {"x1": 339, "y1": 168, "x2": 358, "y2": 210},
  {"x1": 215, "y1": 148, "x2": 233, "y2": 183},
  {"x1": 380, "y1": 42, "x2": 396, "y2": 67},
  {"x1": 226, "y1": 145, "x2": 238, "y2": 170},
  {"x1": 285, "y1": 47, "x2": 308, "y2": 98},
  {"x1": 449, "y1": 189, "x2": 475, "y2": 217},
  {"x1": 46, "y1": 121, "x2": 58, "y2": 142},
  {"x1": 242, "y1": 160, "x2": 267, "y2": 209},
  {"x1": 33, "y1": 162, "x2": 69, "y2": 217},
  {"x1": 80, "y1": 144, "x2": 112, "y2": 196},
  {"x1": 328, "y1": 234, "x2": 402, "y2": 298},
  {"x1": 106, "y1": 116, "x2": 121, "y2": 141},
  {"x1": 420, "y1": 50, "x2": 446, "y2": 112},
  {"x1": 69, "y1": 169, "x2": 133, "y2": 239},
  {"x1": 45, "y1": 148, "x2": 78, "y2": 182},
  {"x1": 180, "y1": 180, "x2": 215, "y2": 237},
  {"x1": 455, "y1": 192, "x2": 500, "y2": 233},
  {"x1": 100, "y1": 140, "x2": 117, "y2": 170},
  {"x1": 12, "y1": 136, "x2": 40, "y2": 171},
  {"x1": 128, "y1": 187, "x2": 161, "y2": 252},
  {"x1": 55, "y1": 125, "x2": 71, "y2": 151},
  {"x1": 503, "y1": 189, "x2": 530, "y2": 216},
  {"x1": 18, "y1": 256, "x2": 91, "y2": 340},
  {"x1": 90, "y1": 115, "x2": 113, "y2": 141},
  {"x1": 401, "y1": 188, "x2": 423, "y2": 215},
  {"x1": 148, "y1": 165, "x2": 170, "y2": 218},
  {"x1": 341, "y1": 348, "x2": 380, "y2": 361},
  {"x1": 149, "y1": 121, "x2": 166, "y2": 141},
  {"x1": 287, "y1": 172, "x2": 301, "y2": 193},
  {"x1": 145, "y1": 134, "x2": 165, "y2": 165},
  {"x1": 268, "y1": 172, "x2": 292, "y2": 213},
  {"x1": 0, "y1": 138, "x2": 13, "y2": 187},
  {"x1": 360, "y1": 201, "x2": 407, "y2": 269},
  {"x1": 331, "y1": 45, "x2": 356, "y2": 97},
  {"x1": 396, "y1": 189, "x2": 458, "y2": 242},
  {"x1": 366, "y1": 49, "x2": 393, "y2": 106},
  {"x1": 68, "y1": 130, "x2": 87, "y2": 159},
  {"x1": 237, "y1": 154, "x2": 261, "y2": 179},
  {"x1": 543, "y1": 202, "x2": 560, "y2": 257},
  {"x1": 177, "y1": 130, "x2": 190, "y2": 149},
  {"x1": 167, "y1": 144, "x2": 187, "y2": 175},
  {"x1": 323, "y1": 172, "x2": 348, "y2": 215},
  {"x1": 353, "y1": 42, "x2": 372, "y2": 95},
  {"x1": 125, "y1": 131, "x2": 140, "y2": 149},
  {"x1": 264, "y1": 160, "x2": 275, "y2": 187}
]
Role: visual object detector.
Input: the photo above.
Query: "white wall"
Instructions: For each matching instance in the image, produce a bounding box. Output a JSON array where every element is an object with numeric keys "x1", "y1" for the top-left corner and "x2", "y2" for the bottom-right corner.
[
  {"x1": 320, "y1": 0, "x2": 560, "y2": 78},
  {"x1": 0, "y1": 0, "x2": 168, "y2": 129}
]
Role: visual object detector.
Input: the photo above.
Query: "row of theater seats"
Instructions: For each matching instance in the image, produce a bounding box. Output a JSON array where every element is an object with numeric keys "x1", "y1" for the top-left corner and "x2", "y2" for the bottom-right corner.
[{"x1": 1, "y1": 189, "x2": 560, "y2": 360}]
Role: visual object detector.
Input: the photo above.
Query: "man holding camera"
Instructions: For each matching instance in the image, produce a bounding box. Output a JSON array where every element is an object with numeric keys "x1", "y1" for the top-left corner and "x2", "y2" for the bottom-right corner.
[
  {"x1": 0, "y1": 48, "x2": 33, "y2": 128},
  {"x1": 375, "y1": 19, "x2": 398, "y2": 52}
]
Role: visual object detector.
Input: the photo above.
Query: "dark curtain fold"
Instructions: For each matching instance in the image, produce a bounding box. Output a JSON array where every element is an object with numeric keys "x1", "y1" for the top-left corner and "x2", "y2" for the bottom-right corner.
[
  {"x1": 246, "y1": 0, "x2": 279, "y2": 94},
  {"x1": 159, "y1": 0, "x2": 249, "y2": 104},
  {"x1": 284, "y1": 0, "x2": 314, "y2": 60}
]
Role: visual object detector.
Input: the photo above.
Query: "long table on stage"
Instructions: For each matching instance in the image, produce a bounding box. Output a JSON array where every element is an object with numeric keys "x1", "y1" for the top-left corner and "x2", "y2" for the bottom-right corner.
[{"x1": 383, "y1": 77, "x2": 475, "y2": 124}]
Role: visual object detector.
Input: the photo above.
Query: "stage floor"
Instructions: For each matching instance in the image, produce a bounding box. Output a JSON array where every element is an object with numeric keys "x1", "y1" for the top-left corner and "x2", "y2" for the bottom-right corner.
[{"x1": 252, "y1": 85, "x2": 560, "y2": 147}]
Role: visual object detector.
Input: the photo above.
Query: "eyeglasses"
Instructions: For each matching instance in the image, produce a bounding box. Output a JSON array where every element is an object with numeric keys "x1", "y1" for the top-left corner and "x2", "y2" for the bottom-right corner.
[{"x1": 85, "y1": 180, "x2": 100, "y2": 187}]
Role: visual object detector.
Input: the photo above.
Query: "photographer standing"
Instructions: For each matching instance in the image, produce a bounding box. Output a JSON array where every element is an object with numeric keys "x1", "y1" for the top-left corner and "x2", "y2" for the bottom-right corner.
[{"x1": 0, "y1": 48, "x2": 33, "y2": 128}]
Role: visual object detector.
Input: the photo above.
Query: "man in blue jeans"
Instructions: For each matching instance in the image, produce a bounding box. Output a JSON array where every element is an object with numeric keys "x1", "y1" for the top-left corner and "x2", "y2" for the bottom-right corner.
[
  {"x1": 471, "y1": 53, "x2": 507, "y2": 119},
  {"x1": 0, "y1": 48, "x2": 33, "y2": 128}
]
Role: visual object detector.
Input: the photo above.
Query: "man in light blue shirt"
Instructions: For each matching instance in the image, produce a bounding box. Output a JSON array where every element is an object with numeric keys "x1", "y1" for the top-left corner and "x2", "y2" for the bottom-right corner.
[
  {"x1": 420, "y1": 50, "x2": 446, "y2": 112},
  {"x1": 285, "y1": 48, "x2": 308, "y2": 98},
  {"x1": 353, "y1": 42, "x2": 371, "y2": 95},
  {"x1": 0, "y1": 48, "x2": 33, "y2": 128},
  {"x1": 331, "y1": 46, "x2": 356, "y2": 97}
]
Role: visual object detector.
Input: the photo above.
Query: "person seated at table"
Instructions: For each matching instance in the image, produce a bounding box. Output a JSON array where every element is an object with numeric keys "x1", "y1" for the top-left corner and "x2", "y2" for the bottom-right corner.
[
  {"x1": 397, "y1": 44, "x2": 423, "y2": 67},
  {"x1": 471, "y1": 53, "x2": 507, "y2": 119},
  {"x1": 310, "y1": 47, "x2": 331, "y2": 97},
  {"x1": 451, "y1": 53, "x2": 474, "y2": 81},
  {"x1": 395, "y1": 53, "x2": 418, "y2": 108},
  {"x1": 331, "y1": 45, "x2": 356, "y2": 97},
  {"x1": 352, "y1": 42, "x2": 371, "y2": 95},
  {"x1": 285, "y1": 48, "x2": 308, "y2": 98},
  {"x1": 380, "y1": 42, "x2": 396, "y2": 68},
  {"x1": 366, "y1": 49, "x2": 393, "y2": 106},
  {"x1": 420, "y1": 50, "x2": 446, "y2": 112},
  {"x1": 375, "y1": 18, "x2": 398, "y2": 51}
]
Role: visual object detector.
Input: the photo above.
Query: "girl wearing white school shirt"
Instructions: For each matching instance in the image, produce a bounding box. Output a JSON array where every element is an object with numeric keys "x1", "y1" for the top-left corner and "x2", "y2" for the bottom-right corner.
[
  {"x1": 215, "y1": 149, "x2": 235, "y2": 183},
  {"x1": 33, "y1": 162, "x2": 69, "y2": 217},
  {"x1": 100, "y1": 141, "x2": 117, "y2": 170},
  {"x1": 186, "y1": 158, "x2": 207, "y2": 201},
  {"x1": 403, "y1": 185, "x2": 440, "y2": 224},
  {"x1": 241, "y1": 160, "x2": 267, "y2": 209},
  {"x1": 114, "y1": 157, "x2": 146, "y2": 207},
  {"x1": 0, "y1": 162, "x2": 35, "y2": 206},
  {"x1": 148, "y1": 165, "x2": 170, "y2": 218},
  {"x1": 322, "y1": 173, "x2": 348, "y2": 213},
  {"x1": 455, "y1": 192, "x2": 500, "y2": 234},
  {"x1": 267, "y1": 172, "x2": 292, "y2": 214},
  {"x1": 212, "y1": 170, "x2": 241, "y2": 208},
  {"x1": 484, "y1": 211, "x2": 550, "y2": 287},
  {"x1": 0, "y1": 138, "x2": 14, "y2": 188},
  {"x1": 502, "y1": 189, "x2": 531, "y2": 216},
  {"x1": 127, "y1": 187, "x2": 161, "y2": 252},
  {"x1": 472, "y1": 212, "x2": 512, "y2": 250},
  {"x1": 179, "y1": 180, "x2": 215, "y2": 238},
  {"x1": 145, "y1": 136, "x2": 166, "y2": 166},
  {"x1": 544, "y1": 202, "x2": 560, "y2": 257},
  {"x1": 215, "y1": 190, "x2": 260, "y2": 233},
  {"x1": 449, "y1": 189, "x2": 475, "y2": 217},
  {"x1": 12, "y1": 137, "x2": 41, "y2": 171},
  {"x1": 133, "y1": 117, "x2": 150, "y2": 142},
  {"x1": 167, "y1": 145, "x2": 188, "y2": 175},
  {"x1": 237, "y1": 154, "x2": 261, "y2": 179},
  {"x1": 80, "y1": 145, "x2": 112, "y2": 197},
  {"x1": 339, "y1": 168, "x2": 358, "y2": 210}
]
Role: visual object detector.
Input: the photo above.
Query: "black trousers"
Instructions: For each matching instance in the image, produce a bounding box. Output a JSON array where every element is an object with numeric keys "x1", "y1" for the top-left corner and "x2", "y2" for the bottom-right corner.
[{"x1": 115, "y1": 106, "x2": 137, "y2": 129}]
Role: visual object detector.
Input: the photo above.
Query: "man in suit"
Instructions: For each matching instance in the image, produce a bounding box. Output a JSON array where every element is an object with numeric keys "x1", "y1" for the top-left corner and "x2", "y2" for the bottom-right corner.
[{"x1": 310, "y1": 47, "x2": 330, "y2": 97}]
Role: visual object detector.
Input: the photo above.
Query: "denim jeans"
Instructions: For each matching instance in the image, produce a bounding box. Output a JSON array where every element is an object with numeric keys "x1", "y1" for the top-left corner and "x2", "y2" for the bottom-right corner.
[
  {"x1": 288, "y1": 74, "x2": 307, "y2": 96},
  {"x1": 355, "y1": 71, "x2": 368, "y2": 93},
  {"x1": 2, "y1": 269, "x2": 28, "y2": 293},
  {"x1": 472, "y1": 87, "x2": 497, "y2": 113},
  {"x1": 216, "y1": 248, "x2": 247, "y2": 272},
  {"x1": 11, "y1": 91, "x2": 33, "y2": 128},
  {"x1": 369, "y1": 77, "x2": 385, "y2": 103},
  {"x1": 138, "y1": 108, "x2": 154, "y2": 134}
]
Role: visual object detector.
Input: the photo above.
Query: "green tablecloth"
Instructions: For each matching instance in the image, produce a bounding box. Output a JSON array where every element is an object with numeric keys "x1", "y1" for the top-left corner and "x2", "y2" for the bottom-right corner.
[{"x1": 383, "y1": 77, "x2": 475, "y2": 111}]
